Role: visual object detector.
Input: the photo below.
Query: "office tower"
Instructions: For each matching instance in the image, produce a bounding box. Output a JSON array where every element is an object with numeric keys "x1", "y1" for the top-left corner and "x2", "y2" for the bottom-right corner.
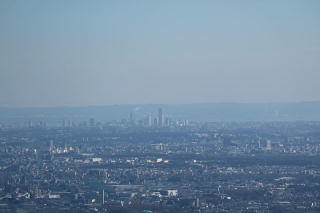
[
  {"x1": 49, "y1": 140, "x2": 54, "y2": 160},
  {"x1": 266, "y1": 139, "x2": 272, "y2": 151},
  {"x1": 148, "y1": 114, "x2": 152, "y2": 127},
  {"x1": 49, "y1": 140, "x2": 54, "y2": 153},
  {"x1": 154, "y1": 117, "x2": 158, "y2": 127},
  {"x1": 158, "y1": 108, "x2": 164, "y2": 127},
  {"x1": 129, "y1": 112, "x2": 135, "y2": 125},
  {"x1": 166, "y1": 118, "x2": 170, "y2": 127}
]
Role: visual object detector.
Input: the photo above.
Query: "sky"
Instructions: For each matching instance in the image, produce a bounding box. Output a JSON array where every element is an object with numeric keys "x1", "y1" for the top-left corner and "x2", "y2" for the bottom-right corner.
[{"x1": 0, "y1": 0, "x2": 320, "y2": 107}]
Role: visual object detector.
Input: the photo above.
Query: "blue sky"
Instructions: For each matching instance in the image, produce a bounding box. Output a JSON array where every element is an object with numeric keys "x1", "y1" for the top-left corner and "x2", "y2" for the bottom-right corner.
[{"x1": 0, "y1": 0, "x2": 320, "y2": 107}]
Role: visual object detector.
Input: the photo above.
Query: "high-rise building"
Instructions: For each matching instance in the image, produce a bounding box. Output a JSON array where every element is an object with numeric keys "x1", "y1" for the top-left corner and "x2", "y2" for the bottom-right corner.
[
  {"x1": 158, "y1": 108, "x2": 164, "y2": 127},
  {"x1": 154, "y1": 117, "x2": 158, "y2": 127},
  {"x1": 129, "y1": 112, "x2": 134, "y2": 125},
  {"x1": 258, "y1": 137, "x2": 261, "y2": 149},
  {"x1": 148, "y1": 114, "x2": 152, "y2": 127},
  {"x1": 166, "y1": 118, "x2": 170, "y2": 127},
  {"x1": 266, "y1": 139, "x2": 272, "y2": 151},
  {"x1": 49, "y1": 140, "x2": 54, "y2": 160},
  {"x1": 49, "y1": 140, "x2": 54, "y2": 153}
]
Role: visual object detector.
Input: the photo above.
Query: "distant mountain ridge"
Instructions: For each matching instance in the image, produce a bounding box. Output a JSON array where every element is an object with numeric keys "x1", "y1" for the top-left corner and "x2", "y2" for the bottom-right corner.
[{"x1": 1, "y1": 102, "x2": 320, "y2": 125}]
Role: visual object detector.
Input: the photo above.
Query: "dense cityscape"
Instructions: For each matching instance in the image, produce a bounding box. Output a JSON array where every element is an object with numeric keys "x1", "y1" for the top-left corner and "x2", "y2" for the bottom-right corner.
[
  {"x1": 2, "y1": 0, "x2": 320, "y2": 212},
  {"x1": 1, "y1": 109, "x2": 320, "y2": 212}
]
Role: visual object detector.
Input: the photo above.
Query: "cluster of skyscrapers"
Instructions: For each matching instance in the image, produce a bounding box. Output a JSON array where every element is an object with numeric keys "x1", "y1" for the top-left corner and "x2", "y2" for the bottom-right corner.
[
  {"x1": 149, "y1": 108, "x2": 164, "y2": 127},
  {"x1": 146, "y1": 108, "x2": 173, "y2": 128},
  {"x1": 130, "y1": 108, "x2": 182, "y2": 128},
  {"x1": 26, "y1": 108, "x2": 189, "y2": 129}
]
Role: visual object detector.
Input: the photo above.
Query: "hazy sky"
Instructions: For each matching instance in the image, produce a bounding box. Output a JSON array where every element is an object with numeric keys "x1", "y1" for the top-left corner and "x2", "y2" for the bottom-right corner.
[{"x1": 0, "y1": 0, "x2": 320, "y2": 107}]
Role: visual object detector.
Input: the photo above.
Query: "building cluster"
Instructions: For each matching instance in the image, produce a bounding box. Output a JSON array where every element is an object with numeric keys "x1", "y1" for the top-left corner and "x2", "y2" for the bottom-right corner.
[
  {"x1": 129, "y1": 108, "x2": 189, "y2": 128},
  {"x1": 0, "y1": 108, "x2": 190, "y2": 129},
  {"x1": 0, "y1": 122, "x2": 320, "y2": 212}
]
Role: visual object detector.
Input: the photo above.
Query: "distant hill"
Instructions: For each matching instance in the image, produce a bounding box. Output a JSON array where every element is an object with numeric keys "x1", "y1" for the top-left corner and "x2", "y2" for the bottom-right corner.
[{"x1": 1, "y1": 102, "x2": 320, "y2": 126}]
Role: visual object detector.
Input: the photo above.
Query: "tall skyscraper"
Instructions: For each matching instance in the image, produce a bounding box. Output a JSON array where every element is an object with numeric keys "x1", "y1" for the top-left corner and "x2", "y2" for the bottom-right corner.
[
  {"x1": 148, "y1": 114, "x2": 152, "y2": 127},
  {"x1": 49, "y1": 140, "x2": 54, "y2": 160},
  {"x1": 158, "y1": 108, "x2": 164, "y2": 127},
  {"x1": 154, "y1": 117, "x2": 158, "y2": 127},
  {"x1": 49, "y1": 140, "x2": 54, "y2": 153},
  {"x1": 130, "y1": 112, "x2": 134, "y2": 124},
  {"x1": 166, "y1": 118, "x2": 170, "y2": 127},
  {"x1": 266, "y1": 139, "x2": 272, "y2": 151}
]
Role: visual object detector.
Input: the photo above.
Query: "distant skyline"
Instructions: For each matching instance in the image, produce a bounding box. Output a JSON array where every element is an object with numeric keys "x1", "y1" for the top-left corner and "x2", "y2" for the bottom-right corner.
[{"x1": 1, "y1": 0, "x2": 320, "y2": 107}]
